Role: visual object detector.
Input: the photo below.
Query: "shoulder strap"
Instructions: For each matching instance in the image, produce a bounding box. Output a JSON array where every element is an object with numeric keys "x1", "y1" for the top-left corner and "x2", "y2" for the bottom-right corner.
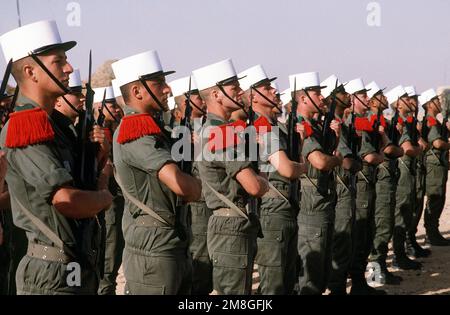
[
  {"x1": 113, "y1": 167, "x2": 173, "y2": 227},
  {"x1": 203, "y1": 181, "x2": 249, "y2": 220},
  {"x1": 12, "y1": 195, "x2": 76, "y2": 258}
]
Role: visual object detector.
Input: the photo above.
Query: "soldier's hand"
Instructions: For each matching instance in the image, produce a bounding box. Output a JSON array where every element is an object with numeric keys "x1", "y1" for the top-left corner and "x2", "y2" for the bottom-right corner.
[
  {"x1": 334, "y1": 150, "x2": 344, "y2": 165},
  {"x1": 419, "y1": 137, "x2": 429, "y2": 152},
  {"x1": 378, "y1": 125, "x2": 385, "y2": 135},
  {"x1": 97, "y1": 159, "x2": 113, "y2": 191},
  {"x1": 330, "y1": 119, "x2": 341, "y2": 138},
  {"x1": 296, "y1": 123, "x2": 306, "y2": 140},
  {"x1": 396, "y1": 123, "x2": 404, "y2": 134},
  {"x1": 446, "y1": 121, "x2": 450, "y2": 131},
  {"x1": 417, "y1": 122, "x2": 423, "y2": 133},
  {"x1": 257, "y1": 175, "x2": 270, "y2": 196},
  {"x1": 299, "y1": 162, "x2": 308, "y2": 175},
  {"x1": 90, "y1": 126, "x2": 111, "y2": 166}
]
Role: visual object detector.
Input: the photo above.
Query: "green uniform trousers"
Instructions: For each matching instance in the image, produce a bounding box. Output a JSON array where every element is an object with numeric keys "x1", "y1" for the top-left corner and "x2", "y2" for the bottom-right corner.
[
  {"x1": 328, "y1": 182, "x2": 352, "y2": 293},
  {"x1": 255, "y1": 195, "x2": 298, "y2": 295},
  {"x1": 370, "y1": 162, "x2": 396, "y2": 263},
  {"x1": 393, "y1": 159, "x2": 415, "y2": 255},
  {"x1": 349, "y1": 179, "x2": 375, "y2": 279},
  {"x1": 207, "y1": 214, "x2": 258, "y2": 295},
  {"x1": 297, "y1": 185, "x2": 335, "y2": 295},
  {"x1": 189, "y1": 201, "x2": 213, "y2": 295},
  {"x1": 98, "y1": 195, "x2": 125, "y2": 295},
  {"x1": 424, "y1": 161, "x2": 447, "y2": 233},
  {"x1": 122, "y1": 212, "x2": 192, "y2": 295}
]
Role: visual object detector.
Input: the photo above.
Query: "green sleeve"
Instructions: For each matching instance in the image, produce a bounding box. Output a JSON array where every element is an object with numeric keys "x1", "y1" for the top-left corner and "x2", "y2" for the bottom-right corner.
[
  {"x1": 121, "y1": 135, "x2": 175, "y2": 174},
  {"x1": 302, "y1": 136, "x2": 323, "y2": 160},
  {"x1": 358, "y1": 131, "x2": 377, "y2": 158},
  {"x1": 399, "y1": 130, "x2": 412, "y2": 146},
  {"x1": 6, "y1": 144, "x2": 73, "y2": 202},
  {"x1": 428, "y1": 125, "x2": 442, "y2": 144},
  {"x1": 259, "y1": 129, "x2": 282, "y2": 162}
]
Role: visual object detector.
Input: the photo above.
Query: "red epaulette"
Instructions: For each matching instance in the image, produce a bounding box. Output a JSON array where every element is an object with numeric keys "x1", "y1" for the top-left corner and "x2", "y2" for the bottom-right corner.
[
  {"x1": 397, "y1": 117, "x2": 404, "y2": 126},
  {"x1": 427, "y1": 116, "x2": 437, "y2": 127},
  {"x1": 406, "y1": 116, "x2": 414, "y2": 124},
  {"x1": 117, "y1": 114, "x2": 161, "y2": 144},
  {"x1": 103, "y1": 128, "x2": 113, "y2": 143},
  {"x1": 301, "y1": 121, "x2": 314, "y2": 138},
  {"x1": 355, "y1": 117, "x2": 373, "y2": 132},
  {"x1": 5, "y1": 108, "x2": 55, "y2": 148},
  {"x1": 369, "y1": 115, "x2": 387, "y2": 129},
  {"x1": 208, "y1": 119, "x2": 247, "y2": 151},
  {"x1": 253, "y1": 116, "x2": 272, "y2": 134}
]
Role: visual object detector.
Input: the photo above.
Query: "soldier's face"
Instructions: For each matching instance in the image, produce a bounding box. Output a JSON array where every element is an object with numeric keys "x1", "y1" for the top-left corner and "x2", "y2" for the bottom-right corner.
[
  {"x1": 0, "y1": 97, "x2": 12, "y2": 109},
  {"x1": 336, "y1": 91, "x2": 351, "y2": 108},
  {"x1": 409, "y1": 96, "x2": 418, "y2": 111},
  {"x1": 143, "y1": 76, "x2": 171, "y2": 111},
  {"x1": 431, "y1": 98, "x2": 441, "y2": 113},
  {"x1": 254, "y1": 82, "x2": 278, "y2": 107},
  {"x1": 37, "y1": 50, "x2": 73, "y2": 96},
  {"x1": 305, "y1": 89, "x2": 324, "y2": 113},
  {"x1": 189, "y1": 93, "x2": 206, "y2": 118},
  {"x1": 104, "y1": 101, "x2": 123, "y2": 122},
  {"x1": 66, "y1": 92, "x2": 85, "y2": 111},
  {"x1": 220, "y1": 81, "x2": 244, "y2": 111},
  {"x1": 353, "y1": 92, "x2": 369, "y2": 115}
]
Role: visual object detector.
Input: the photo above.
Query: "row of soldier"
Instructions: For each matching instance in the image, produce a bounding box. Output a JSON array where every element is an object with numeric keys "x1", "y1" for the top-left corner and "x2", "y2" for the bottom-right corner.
[{"x1": 0, "y1": 20, "x2": 449, "y2": 295}]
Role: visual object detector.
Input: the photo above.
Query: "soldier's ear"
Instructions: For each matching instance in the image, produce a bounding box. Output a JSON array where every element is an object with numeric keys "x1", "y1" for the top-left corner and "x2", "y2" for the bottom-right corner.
[
  {"x1": 23, "y1": 63, "x2": 37, "y2": 82},
  {"x1": 131, "y1": 84, "x2": 143, "y2": 101}
]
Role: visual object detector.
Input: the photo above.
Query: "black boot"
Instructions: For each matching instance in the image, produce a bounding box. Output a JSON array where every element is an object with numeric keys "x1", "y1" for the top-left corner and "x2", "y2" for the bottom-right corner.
[
  {"x1": 350, "y1": 273, "x2": 387, "y2": 295},
  {"x1": 425, "y1": 229, "x2": 450, "y2": 246},
  {"x1": 366, "y1": 261, "x2": 402, "y2": 286},
  {"x1": 392, "y1": 254, "x2": 422, "y2": 270},
  {"x1": 406, "y1": 233, "x2": 431, "y2": 258}
]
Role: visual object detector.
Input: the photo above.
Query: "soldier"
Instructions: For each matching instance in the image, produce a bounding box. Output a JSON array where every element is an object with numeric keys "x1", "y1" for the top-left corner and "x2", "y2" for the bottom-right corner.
[
  {"x1": 91, "y1": 86, "x2": 125, "y2": 295},
  {"x1": 112, "y1": 50, "x2": 201, "y2": 294},
  {"x1": 168, "y1": 76, "x2": 211, "y2": 295},
  {"x1": 420, "y1": 89, "x2": 450, "y2": 246},
  {"x1": 321, "y1": 75, "x2": 361, "y2": 294},
  {"x1": 366, "y1": 81, "x2": 404, "y2": 284},
  {"x1": 239, "y1": 65, "x2": 305, "y2": 294},
  {"x1": 405, "y1": 86, "x2": 432, "y2": 257},
  {"x1": 345, "y1": 78, "x2": 387, "y2": 294},
  {"x1": 290, "y1": 71, "x2": 342, "y2": 295},
  {"x1": 385, "y1": 86, "x2": 423, "y2": 270},
  {"x1": 0, "y1": 20, "x2": 113, "y2": 295},
  {"x1": 192, "y1": 59, "x2": 269, "y2": 295}
]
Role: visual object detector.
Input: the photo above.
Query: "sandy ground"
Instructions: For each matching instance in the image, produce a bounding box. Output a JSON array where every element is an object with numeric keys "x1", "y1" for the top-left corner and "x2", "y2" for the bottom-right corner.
[{"x1": 115, "y1": 174, "x2": 450, "y2": 295}]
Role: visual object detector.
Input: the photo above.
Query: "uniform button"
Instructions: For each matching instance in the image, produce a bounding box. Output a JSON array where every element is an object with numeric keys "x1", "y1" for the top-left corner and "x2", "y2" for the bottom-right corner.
[{"x1": 43, "y1": 255, "x2": 47, "y2": 260}]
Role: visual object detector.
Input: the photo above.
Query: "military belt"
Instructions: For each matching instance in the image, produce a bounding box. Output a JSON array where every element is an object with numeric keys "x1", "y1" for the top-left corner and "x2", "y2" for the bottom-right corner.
[
  {"x1": 213, "y1": 207, "x2": 246, "y2": 218},
  {"x1": 27, "y1": 242, "x2": 72, "y2": 264},
  {"x1": 300, "y1": 177, "x2": 318, "y2": 187},
  {"x1": 135, "y1": 215, "x2": 172, "y2": 228}
]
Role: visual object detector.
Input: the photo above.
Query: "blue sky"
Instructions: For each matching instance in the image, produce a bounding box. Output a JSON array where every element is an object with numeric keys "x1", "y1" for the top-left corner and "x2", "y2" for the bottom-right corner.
[{"x1": 1, "y1": 0, "x2": 449, "y2": 92}]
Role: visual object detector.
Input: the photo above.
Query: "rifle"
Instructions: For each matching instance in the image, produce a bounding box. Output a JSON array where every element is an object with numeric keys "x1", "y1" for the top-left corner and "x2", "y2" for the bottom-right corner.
[
  {"x1": 246, "y1": 87, "x2": 263, "y2": 238},
  {"x1": 174, "y1": 78, "x2": 194, "y2": 241},
  {"x1": 348, "y1": 101, "x2": 359, "y2": 265},
  {"x1": 321, "y1": 79, "x2": 339, "y2": 154},
  {"x1": 389, "y1": 102, "x2": 401, "y2": 146},
  {"x1": 96, "y1": 89, "x2": 107, "y2": 128},
  {"x1": 0, "y1": 59, "x2": 13, "y2": 97},
  {"x1": 76, "y1": 50, "x2": 98, "y2": 191},
  {"x1": 286, "y1": 79, "x2": 300, "y2": 211}
]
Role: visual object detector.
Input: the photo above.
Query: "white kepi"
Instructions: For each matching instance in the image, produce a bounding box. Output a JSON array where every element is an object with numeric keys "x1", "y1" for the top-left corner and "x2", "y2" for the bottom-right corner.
[
  {"x1": 68, "y1": 69, "x2": 82, "y2": 91},
  {"x1": 93, "y1": 86, "x2": 115, "y2": 103},
  {"x1": 288, "y1": 72, "x2": 326, "y2": 92},
  {"x1": 112, "y1": 50, "x2": 175, "y2": 88},
  {"x1": 385, "y1": 85, "x2": 408, "y2": 105},
  {"x1": 111, "y1": 79, "x2": 122, "y2": 98},
  {"x1": 405, "y1": 86, "x2": 420, "y2": 98},
  {"x1": 321, "y1": 74, "x2": 344, "y2": 99},
  {"x1": 366, "y1": 81, "x2": 385, "y2": 99},
  {"x1": 0, "y1": 20, "x2": 76, "y2": 63},
  {"x1": 345, "y1": 78, "x2": 371, "y2": 95},
  {"x1": 238, "y1": 64, "x2": 276, "y2": 92},
  {"x1": 192, "y1": 58, "x2": 242, "y2": 91},
  {"x1": 418, "y1": 88, "x2": 439, "y2": 107},
  {"x1": 169, "y1": 76, "x2": 198, "y2": 98}
]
